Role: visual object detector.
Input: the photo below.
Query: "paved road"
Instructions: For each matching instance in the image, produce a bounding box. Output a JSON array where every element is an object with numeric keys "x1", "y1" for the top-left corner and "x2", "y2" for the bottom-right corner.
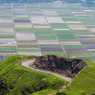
[{"x1": 21, "y1": 60, "x2": 72, "y2": 82}]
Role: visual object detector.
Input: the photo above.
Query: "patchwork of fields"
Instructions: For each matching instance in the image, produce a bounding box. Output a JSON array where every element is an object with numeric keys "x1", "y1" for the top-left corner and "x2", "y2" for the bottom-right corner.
[{"x1": 1, "y1": 3, "x2": 95, "y2": 62}]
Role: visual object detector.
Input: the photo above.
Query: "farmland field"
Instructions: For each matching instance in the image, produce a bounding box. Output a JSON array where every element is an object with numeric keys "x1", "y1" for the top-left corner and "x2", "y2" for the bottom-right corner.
[{"x1": 0, "y1": 3, "x2": 95, "y2": 62}]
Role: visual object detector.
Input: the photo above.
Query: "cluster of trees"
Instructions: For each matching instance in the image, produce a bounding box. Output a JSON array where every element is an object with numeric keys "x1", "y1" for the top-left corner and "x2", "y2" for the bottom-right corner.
[{"x1": 0, "y1": 0, "x2": 95, "y2": 7}]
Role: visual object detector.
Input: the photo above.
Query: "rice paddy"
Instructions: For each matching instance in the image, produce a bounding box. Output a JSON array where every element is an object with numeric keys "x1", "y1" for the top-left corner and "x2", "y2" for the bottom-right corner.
[{"x1": 0, "y1": 3, "x2": 95, "y2": 62}]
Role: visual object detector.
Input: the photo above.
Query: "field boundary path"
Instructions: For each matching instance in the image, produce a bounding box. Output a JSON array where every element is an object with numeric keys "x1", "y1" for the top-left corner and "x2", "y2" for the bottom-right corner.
[{"x1": 21, "y1": 60, "x2": 72, "y2": 82}]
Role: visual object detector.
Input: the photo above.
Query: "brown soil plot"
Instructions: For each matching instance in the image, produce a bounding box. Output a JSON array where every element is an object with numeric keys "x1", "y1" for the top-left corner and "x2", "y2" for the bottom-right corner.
[
  {"x1": 68, "y1": 25, "x2": 87, "y2": 30},
  {"x1": 41, "y1": 47, "x2": 63, "y2": 51},
  {"x1": 65, "y1": 49, "x2": 88, "y2": 55},
  {"x1": 76, "y1": 35, "x2": 95, "y2": 39},
  {"x1": 80, "y1": 40, "x2": 95, "y2": 44},
  {"x1": 33, "y1": 26, "x2": 50, "y2": 28}
]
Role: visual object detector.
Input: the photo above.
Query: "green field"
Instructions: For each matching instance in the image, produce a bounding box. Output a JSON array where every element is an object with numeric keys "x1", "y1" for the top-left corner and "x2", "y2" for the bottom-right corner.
[
  {"x1": 0, "y1": 34, "x2": 15, "y2": 38},
  {"x1": 36, "y1": 34, "x2": 56, "y2": 40},
  {"x1": 18, "y1": 48, "x2": 40, "y2": 52},
  {"x1": 63, "y1": 45, "x2": 85, "y2": 49},
  {"x1": 50, "y1": 23, "x2": 69, "y2": 29},
  {"x1": 54, "y1": 30, "x2": 73, "y2": 34},
  {"x1": 73, "y1": 30, "x2": 93, "y2": 35},
  {"x1": 0, "y1": 12, "x2": 12, "y2": 14},
  {"x1": 17, "y1": 44, "x2": 39, "y2": 46},
  {"x1": 86, "y1": 12, "x2": 95, "y2": 15},
  {"x1": 55, "y1": 33, "x2": 77, "y2": 41},
  {"x1": 15, "y1": 27, "x2": 33, "y2": 32},
  {"x1": 86, "y1": 26, "x2": 95, "y2": 28},
  {"x1": 0, "y1": 24, "x2": 13, "y2": 28},
  {"x1": 0, "y1": 47, "x2": 16, "y2": 51},
  {"x1": 0, "y1": 3, "x2": 95, "y2": 61},
  {"x1": 35, "y1": 28, "x2": 54, "y2": 34},
  {"x1": 41, "y1": 52, "x2": 66, "y2": 56},
  {"x1": 14, "y1": 17, "x2": 30, "y2": 20},
  {"x1": 77, "y1": 16, "x2": 95, "y2": 23},
  {"x1": 61, "y1": 16, "x2": 79, "y2": 21}
]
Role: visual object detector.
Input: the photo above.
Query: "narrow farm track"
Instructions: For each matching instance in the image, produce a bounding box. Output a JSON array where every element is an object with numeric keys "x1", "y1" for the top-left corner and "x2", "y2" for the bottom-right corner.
[{"x1": 21, "y1": 60, "x2": 72, "y2": 82}]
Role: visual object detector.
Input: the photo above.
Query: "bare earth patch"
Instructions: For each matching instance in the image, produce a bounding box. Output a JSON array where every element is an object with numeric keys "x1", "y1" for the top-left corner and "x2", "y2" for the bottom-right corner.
[
  {"x1": 32, "y1": 55, "x2": 87, "y2": 77},
  {"x1": 33, "y1": 26, "x2": 50, "y2": 28},
  {"x1": 68, "y1": 25, "x2": 87, "y2": 30}
]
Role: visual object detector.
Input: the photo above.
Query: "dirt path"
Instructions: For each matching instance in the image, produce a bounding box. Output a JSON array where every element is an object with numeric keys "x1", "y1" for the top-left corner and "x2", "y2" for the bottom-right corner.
[{"x1": 21, "y1": 60, "x2": 72, "y2": 82}]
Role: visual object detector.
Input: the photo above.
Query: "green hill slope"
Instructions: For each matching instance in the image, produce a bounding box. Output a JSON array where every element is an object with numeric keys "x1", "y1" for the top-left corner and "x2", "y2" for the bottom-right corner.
[
  {"x1": 57, "y1": 60, "x2": 95, "y2": 95},
  {"x1": 0, "y1": 55, "x2": 66, "y2": 95},
  {"x1": 0, "y1": 55, "x2": 95, "y2": 95}
]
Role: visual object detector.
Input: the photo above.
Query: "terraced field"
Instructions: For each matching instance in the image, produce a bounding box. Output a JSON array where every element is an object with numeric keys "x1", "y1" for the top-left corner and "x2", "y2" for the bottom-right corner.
[{"x1": 1, "y1": 3, "x2": 95, "y2": 62}]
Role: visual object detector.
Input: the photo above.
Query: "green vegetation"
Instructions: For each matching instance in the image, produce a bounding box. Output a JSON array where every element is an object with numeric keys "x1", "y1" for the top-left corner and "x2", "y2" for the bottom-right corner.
[
  {"x1": 55, "y1": 33, "x2": 77, "y2": 41},
  {"x1": 57, "y1": 60, "x2": 95, "y2": 95},
  {"x1": 63, "y1": 45, "x2": 85, "y2": 49},
  {"x1": 0, "y1": 47, "x2": 16, "y2": 51},
  {"x1": 14, "y1": 17, "x2": 30, "y2": 20},
  {"x1": 0, "y1": 24, "x2": 13, "y2": 28},
  {"x1": 0, "y1": 12, "x2": 12, "y2": 14},
  {"x1": 77, "y1": 16, "x2": 95, "y2": 23},
  {"x1": 17, "y1": 44, "x2": 38, "y2": 46},
  {"x1": 36, "y1": 34, "x2": 56, "y2": 40},
  {"x1": 54, "y1": 30, "x2": 73, "y2": 34},
  {"x1": 86, "y1": 26, "x2": 95, "y2": 28},
  {"x1": 17, "y1": 41, "x2": 37, "y2": 43},
  {"x1": 35, "y1": 28, "x2": 53, "y2": 34},
  {"x1": 86, "y1": 12, "x2": 95, "y2": 15},
  {"x1": 50, "y1": 23, "x2": 69, "y2": 29},
  {"x1": 31, "y1": 89, "x2": 56, "y2": 95},
  {"x1": 69, "y1": 8, "x2": 84, "y2": 12},
  {"x1": 0, "y1": 54, "x2": 95, "y2": 95},
  {"x1": 73, "y1": 30, "x2": 93, "y2": 35},
  {"x1": 18, "y1": 48, "x2": 40, "y2": 52},
  {"x1": 61, "y1": 16, "x2": 79, "y2": 21},
  {"x1": 0, "y1": 55, "x2": 66, "y2": 95},
  {"x1": 41, "y1": 52, "x2": 66, "y2": 56},
  {"x1": 15, "y1": 28, "x2": 33, "y2": 32},
  {"x1": 0, "y1": 34, "x2": 15, "y2": 38}
]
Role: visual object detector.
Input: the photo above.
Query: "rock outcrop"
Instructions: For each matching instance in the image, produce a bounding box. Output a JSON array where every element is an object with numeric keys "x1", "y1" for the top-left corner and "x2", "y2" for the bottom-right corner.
[{"x1": 32, "y1": 55, "x2": 87, "y2": 77}]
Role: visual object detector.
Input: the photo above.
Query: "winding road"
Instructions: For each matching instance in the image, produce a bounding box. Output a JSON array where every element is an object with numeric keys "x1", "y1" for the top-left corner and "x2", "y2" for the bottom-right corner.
[{"x1": 21, "y1": 60, "x2": 72, "y2": 82}]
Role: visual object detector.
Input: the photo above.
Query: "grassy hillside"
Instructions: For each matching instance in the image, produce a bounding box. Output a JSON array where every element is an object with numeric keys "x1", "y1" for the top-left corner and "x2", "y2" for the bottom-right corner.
[
  {"x1": 57, "y1": 60, "x2": 95, "y2": 95},
  {"x1": 0, "y1": 55, "x2": 66, "y2": 95},
  {"x1": 1, "y1": 54, "x2": 95, "y2": 95}
]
